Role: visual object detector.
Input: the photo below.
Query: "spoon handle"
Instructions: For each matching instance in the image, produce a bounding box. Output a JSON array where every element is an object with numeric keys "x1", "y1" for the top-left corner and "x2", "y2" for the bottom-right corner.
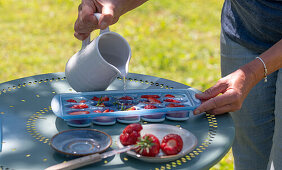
[{"x1": 45, "y1": 153, "x2": 102, "y2": 170}]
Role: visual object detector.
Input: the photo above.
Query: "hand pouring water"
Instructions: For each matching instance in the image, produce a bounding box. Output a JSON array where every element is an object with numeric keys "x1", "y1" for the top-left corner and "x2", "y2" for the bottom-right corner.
[
  {"x1": 65, "y1": 13, "x2": 131, "y2": 92},
  {"x1": 45, "y1": 145, "x2": 136, "y2": 170}
]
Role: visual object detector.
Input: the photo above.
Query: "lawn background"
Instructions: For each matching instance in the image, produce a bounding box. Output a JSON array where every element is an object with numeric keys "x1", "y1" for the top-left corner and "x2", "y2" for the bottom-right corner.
[{"x1": 0, "y1": 0, "x2": 233, "y2": 169}]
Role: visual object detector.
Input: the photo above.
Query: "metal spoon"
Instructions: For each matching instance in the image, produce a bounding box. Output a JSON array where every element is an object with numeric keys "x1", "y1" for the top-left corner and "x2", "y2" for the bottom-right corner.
[{"x1": 45, "y1": 145, "x2": 135, "y2": 170}]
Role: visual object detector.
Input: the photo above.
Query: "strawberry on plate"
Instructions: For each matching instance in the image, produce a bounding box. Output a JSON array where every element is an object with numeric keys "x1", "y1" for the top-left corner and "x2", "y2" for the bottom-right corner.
[
  {"x1": 120, "y1": 123, "x2": 143, "y2": 146},
  {"x1": 135, "y1": 134, "x2": 160, "y2": 157},
  {"x1": 161, "y1": 134, "x2": 183, "y2": 155}
]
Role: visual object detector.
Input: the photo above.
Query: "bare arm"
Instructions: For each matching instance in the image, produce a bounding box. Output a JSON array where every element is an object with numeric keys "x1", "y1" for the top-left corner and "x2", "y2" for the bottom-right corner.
[{"x1": 194, "y1": 39, "x2": 282, "y2": 115}]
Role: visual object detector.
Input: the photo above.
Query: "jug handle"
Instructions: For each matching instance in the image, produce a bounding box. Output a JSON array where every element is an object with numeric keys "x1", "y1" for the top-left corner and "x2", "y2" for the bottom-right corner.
[{"x1": 81, "y1": 13, "x2": 110, "y2": 49}]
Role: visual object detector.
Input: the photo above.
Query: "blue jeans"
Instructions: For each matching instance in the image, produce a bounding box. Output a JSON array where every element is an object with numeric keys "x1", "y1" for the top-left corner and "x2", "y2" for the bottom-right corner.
[{"x1": 220, "y1": 31, "x2": 282, "y2": 170}]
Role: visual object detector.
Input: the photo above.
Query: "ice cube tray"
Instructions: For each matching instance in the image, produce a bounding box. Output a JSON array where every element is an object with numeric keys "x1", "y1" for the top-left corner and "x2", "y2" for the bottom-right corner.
[{"x1": 51, "y1": 89, "x2": 201, "y2": 126}]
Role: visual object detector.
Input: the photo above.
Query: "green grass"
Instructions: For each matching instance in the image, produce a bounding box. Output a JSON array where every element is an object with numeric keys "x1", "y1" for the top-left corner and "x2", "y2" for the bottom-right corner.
[{"x1": 0, "y1": 0, "x2": 233, "y2": 169}]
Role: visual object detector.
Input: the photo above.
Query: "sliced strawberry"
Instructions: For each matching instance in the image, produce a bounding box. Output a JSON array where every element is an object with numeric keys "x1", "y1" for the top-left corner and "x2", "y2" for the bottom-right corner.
[
  {"x1": 68, "y1": 111, "x2": 90, "y2": 115},
  {"x1": 101, "y1": 96, "x2": 109, "y2": 101},
  {"x1": 148, "y1": 97, "x2": 161, "y2": 104},
  {"x1": 66, "y1": 99, "x2": 77, "y2": 103},
  {"x1": 135, "y1": 134, "x2": 160, "y2": 157},
  {"x1": 165, "y1": 94, "x2": 175, "y2": 98},
  {"x1": 161, "y1": 134, "x2": 183, "y2": 155},
  {"x1": 79, "y1": 100, "x2": 87, "y2": 103},
  {"x1": 91, "y1": 96, "x2": 100, "y2": 101},
  {"x1": 103, "y1": 109, "x2": 114, "y2": 113},
  {"x1": 141, "y1": 95, "x2": 160, "y2": 99},
  {"x1": 144, "y1": 104, "x2": 157, "y2": 109},
  {"x1": 91, "y1": 96, "x2": 109, "y2": 102},
  {"x1": 126, "y1": 106, "x2": 136, "y2": 111},
  {"x1": 167, "y1": 103, "x2": 184, "y2": 107},
  {"x1": 93, "y1": 110, "x2": 102, "y2": 113},
  {"x1": 70, "y1": 104, "x2": 88, "y2": 109},
  {"x1": 119, "y1": 96, "x2": 133, "y2": 100},
  {"x1": 164, "y1": 98, "x2": 181, "y2": 103}
]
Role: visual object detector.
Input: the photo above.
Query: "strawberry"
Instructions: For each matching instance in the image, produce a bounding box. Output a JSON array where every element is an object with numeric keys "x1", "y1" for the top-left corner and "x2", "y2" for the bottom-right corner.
[
  {"x1": 79, "y1": 100, "x2": 87, "y2": 103},
  {"x1": 165, "y1": 94, "x2": 175, "y2": 98},
  {"x1": 126, "y1": 106, "x2": 136, "y2": 111},
  {"x1": 122, "y1": 123, "x2": 142, "y2": 134},
  {"x1": 119, "y1": 96, "x2": 133, "y2": 100},
  {"x1": 120, "y1": 123, "x2": 143, "y2": 146},
  {"x1": 161, "y1": 134, "x2": 183, "y2": 155},
  {"x1": 103, "y1": 109, "x2": 114, "y2": 113},
  {"x1": 164, "y1": 98, "x2": 181, "y2": 103},
  {"x1": 66, "y1": 99, "x2": 77, "y2": 103},
  {"x1": 91, "y1": 96, "x2": 100, "y2": 101},
  {"x1": 101, "y1": 96, "x2": 110, "y2": 101},
  {"x1": 167, "y1": 103, "x2": 185, "y2": 107},
  {"x1": 70, "y1": 104, "x2": 88, "y2": 109},
  {"x1": 120, "y1": 131, "x2": 140, "y2": 146},
  {"x1": 144, "y1": 104, "x2": 157, "y2": 109},
  {"x1": 91, "y1": 96, "x2": 109, "y2": 102},
  {"x1": 147, "y1": 97, "x2": 161, "y2": 104},
  {"x1": 135, "y1": 134, "x2": 160, "y2": 157},
  {"x1": 141, "y1": 95, "x2": 160, "y2": 99},
  {"x1": 93, "y1": 110, "x2": 102, "y2": 113},
  {"x1": 68, "y1": 111, "x2": 90, "y2": 115}
]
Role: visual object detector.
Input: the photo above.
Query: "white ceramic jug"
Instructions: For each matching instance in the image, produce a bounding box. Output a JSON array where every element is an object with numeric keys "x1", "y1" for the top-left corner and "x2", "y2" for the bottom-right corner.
[{"x1": 65, "y1": 13, "x2": 131, "y2": 92}]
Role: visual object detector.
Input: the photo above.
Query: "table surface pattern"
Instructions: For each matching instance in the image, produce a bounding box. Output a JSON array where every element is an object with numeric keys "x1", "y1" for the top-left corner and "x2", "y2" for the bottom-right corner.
[{"x1": 0, "y1": 72, "x2": 234, "y2": 170}]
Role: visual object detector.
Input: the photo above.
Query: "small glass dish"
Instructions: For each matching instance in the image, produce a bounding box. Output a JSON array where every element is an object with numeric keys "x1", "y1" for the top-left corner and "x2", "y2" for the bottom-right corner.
[{"x1": 50, "y1": 129, "x2": 112, "y2": 156}]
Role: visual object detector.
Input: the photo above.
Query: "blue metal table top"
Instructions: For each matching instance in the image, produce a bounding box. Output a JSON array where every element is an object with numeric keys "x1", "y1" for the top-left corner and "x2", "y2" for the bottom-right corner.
[{"x1": 0, "y1": 72, "x2": 234, "y2": 170}]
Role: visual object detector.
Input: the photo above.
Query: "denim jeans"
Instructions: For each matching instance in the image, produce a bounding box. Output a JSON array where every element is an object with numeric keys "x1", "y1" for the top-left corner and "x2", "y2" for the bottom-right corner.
[{"x1": 220, "y1": 30, "x2": 282, "y2": 170}]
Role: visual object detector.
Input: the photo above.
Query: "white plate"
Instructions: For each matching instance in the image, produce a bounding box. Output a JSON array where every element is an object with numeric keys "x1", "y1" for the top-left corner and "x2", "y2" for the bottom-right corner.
[{"x1": 117, "y1": 124, "x2": 197, "y2": 163}]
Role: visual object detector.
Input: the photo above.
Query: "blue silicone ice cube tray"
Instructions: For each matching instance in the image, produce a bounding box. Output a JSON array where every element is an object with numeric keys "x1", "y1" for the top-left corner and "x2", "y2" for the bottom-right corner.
[{"x1": 51, "y1": 89, "x2": 201, "y2": 125}]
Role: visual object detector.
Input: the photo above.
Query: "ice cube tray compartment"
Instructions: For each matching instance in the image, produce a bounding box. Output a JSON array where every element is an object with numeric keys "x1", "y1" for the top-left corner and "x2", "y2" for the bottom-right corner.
[{"x1": 51, "y1": 89, "x2": 201, "y2": 125}]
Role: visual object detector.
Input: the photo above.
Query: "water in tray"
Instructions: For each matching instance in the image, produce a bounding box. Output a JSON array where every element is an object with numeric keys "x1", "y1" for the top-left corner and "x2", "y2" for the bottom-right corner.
[{"x1": 51, "y1": 89, "x2": 202, "y2": 126}]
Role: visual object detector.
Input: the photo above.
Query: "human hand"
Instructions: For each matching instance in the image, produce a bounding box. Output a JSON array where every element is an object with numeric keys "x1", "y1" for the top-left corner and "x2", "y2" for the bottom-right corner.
[
  {"x1": 193, "y1": 66, "x2": 257, "y2": 115},
  {"x1": 74, "y1": 0, "x2": 147, "y2": 40}
]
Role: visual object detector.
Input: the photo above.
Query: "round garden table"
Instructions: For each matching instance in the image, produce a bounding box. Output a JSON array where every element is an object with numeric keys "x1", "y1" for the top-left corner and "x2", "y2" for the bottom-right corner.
[{"x1": 0, "y1": 72, "x2": 234, "y2": 170}]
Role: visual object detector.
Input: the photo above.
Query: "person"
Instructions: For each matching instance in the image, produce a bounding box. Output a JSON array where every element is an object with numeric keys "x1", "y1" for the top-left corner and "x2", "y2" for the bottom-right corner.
[{"x1": 74, "y1": 0, "x2": 282, "y2": 169}]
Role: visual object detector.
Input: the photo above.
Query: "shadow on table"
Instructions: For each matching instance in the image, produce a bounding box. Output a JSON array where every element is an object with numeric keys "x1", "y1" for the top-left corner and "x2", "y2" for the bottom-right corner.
[{"x1": 119, "y1": 153, "x2": 201, "y2": 170}]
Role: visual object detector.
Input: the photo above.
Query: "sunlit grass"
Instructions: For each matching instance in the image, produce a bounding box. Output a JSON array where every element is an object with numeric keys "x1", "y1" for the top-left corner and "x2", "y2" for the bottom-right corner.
[{"x1": 0, "y1": 0, "x2": 233, "y2": 169}]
